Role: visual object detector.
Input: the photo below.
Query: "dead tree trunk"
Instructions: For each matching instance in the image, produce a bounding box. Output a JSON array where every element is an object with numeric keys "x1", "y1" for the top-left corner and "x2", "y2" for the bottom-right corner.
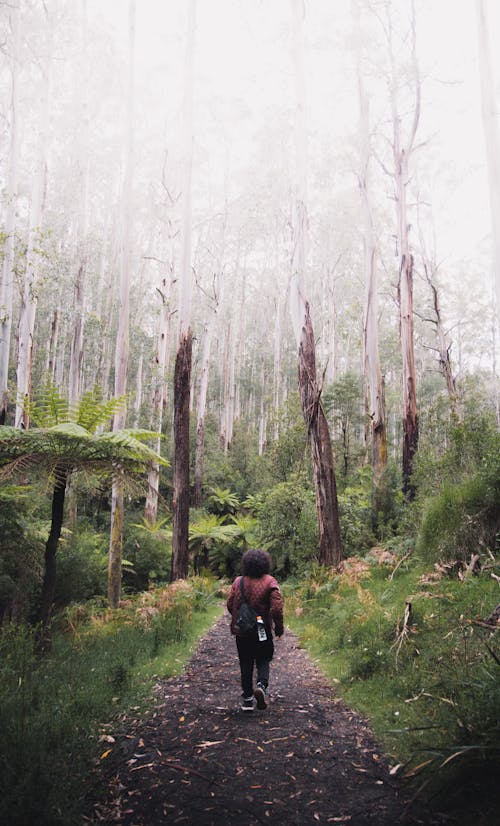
[
  {"x1": 298, "y1": 303, "x2": 343, "y2": 565},
  {"x1": 171, "y1": 330, "x2": 192, "y2": 580},
  {"x1": 171, "y1": 0, "x2": 196, "y2": 580},
  {"x1": 289, "y1": 0, "x2": 343, "y2": 566}
]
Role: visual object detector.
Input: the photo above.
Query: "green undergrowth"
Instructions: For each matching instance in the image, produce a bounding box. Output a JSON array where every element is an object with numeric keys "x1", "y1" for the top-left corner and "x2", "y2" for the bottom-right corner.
[
  {"x1": 284, "y1": 552, "x2": 500, "y2": 824},
  {"x1": 0, "y1": 577, "x2": 223, "y2": 826}
]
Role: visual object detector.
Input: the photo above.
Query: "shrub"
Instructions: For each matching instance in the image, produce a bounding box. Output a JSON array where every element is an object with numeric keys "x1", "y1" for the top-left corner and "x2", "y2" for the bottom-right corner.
[{"x1": 256, "y1": 476, "x2": 318, "y2": 576}]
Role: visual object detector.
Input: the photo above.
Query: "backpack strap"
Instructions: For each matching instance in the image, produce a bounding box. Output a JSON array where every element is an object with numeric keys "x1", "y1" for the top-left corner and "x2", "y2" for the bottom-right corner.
[{"x1": 239, "y1": 575, "x2": 246, "y2": 603}]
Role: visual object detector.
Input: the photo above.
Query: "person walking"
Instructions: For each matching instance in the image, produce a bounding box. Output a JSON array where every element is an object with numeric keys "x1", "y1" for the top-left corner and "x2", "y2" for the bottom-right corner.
[{"x1": 227, "y1": 548, "x2": 284, "y2": 712}]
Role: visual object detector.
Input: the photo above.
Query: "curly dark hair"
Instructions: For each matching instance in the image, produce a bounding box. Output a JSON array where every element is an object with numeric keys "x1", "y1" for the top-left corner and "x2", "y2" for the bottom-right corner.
[{"x1": 242, "y1": 548, "x2": 272, "y2": 578}]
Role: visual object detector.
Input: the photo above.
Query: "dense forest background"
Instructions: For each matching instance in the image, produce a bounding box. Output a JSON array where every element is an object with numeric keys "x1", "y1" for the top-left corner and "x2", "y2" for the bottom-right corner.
[{"x1": 0, "y1": 1, "x2": 499, "y2": 824}]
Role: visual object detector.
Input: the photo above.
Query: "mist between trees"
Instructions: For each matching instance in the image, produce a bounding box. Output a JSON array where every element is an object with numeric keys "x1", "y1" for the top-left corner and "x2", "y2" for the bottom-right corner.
[{"x1": 0, "y1": 0, "x2": 499, "y2": 617}]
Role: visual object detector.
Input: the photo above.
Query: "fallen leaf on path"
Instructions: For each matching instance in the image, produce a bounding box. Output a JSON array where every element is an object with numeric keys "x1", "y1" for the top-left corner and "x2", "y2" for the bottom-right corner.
[
  {"x1": 100, "y1": 749, "x2": 112, "y2": 760},
  {"x1": 195, "y1": 740, "x2": 225, "y2": 749}
]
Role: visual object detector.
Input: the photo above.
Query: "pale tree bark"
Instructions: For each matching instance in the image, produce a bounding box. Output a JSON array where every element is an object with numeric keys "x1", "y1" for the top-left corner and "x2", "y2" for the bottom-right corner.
[
  {"x1": 289, "y1": 0, "x2": 343, "y2": 566},
  {"x1": 15, "y1": 10, "x2": 51, "y2": 428},
  {"x1": 171, "y1": 0, "x2": 196, "y2": 582},
  {"x1": 386, "y1": 0, "x2": 420, "y2": 498},
  {"x1": 354, "y1": 0, "x2": 387, "y2": 491},
  {"x1": 193, "y1": 270, "x2": 221, "y2": 506},
  {"x1": 421, "y1": 257, "x2": 458, "y2": 412},
  {"x1": 476, "y1": 0, "x2": 500, "y2": 335},
  {"x1": 144, "y1": 269, "x2": 173, "y2": 523},
  {"x1": 69, "y1": 2, "x2": 89, "y2": 408},
  {"x1": 108, "y1": 0, "x2": 135, "y2": 607},
  {"x1": 0, "y1": 2, "x2": 20, "y2": 424},
  {"x1": 273, "y1": 291, "x2": 283, "y2": 440}
]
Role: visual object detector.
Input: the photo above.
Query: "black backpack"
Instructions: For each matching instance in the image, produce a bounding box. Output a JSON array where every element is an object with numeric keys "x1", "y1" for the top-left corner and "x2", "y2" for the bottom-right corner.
[{"x1": 235, "y1": 576, "x2": 258, "y2": 636}]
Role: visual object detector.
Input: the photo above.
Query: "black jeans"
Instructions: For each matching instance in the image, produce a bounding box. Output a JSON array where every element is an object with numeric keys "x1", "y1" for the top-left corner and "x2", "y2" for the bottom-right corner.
[{"x1": 236, "y1": 634, "x2": 274, "y2": 697}]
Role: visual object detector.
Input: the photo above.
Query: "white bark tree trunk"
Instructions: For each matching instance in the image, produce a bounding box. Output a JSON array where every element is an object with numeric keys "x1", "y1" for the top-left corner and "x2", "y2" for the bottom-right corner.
[
  {"x1": 354, "y1": 0, "x2": 387, "y2": 488},
  {"x1": 0, "y1": 2, "x2": 20, "y2": 424},
  {"x1": 144, "y1": 271, "x2": 173, "y2": 523},
  {"x1": 387, "y1": 0, "x2": 420, "y2": 497},
  {"x1": 109, "y1": 0, "x2": 135, "y2": 607},
  {"x1": 476, "y1": 0, "x2": 500, "y2": 332},
  {"x1": 15, "y1": 12, "x2": 51, "y2": 428}
]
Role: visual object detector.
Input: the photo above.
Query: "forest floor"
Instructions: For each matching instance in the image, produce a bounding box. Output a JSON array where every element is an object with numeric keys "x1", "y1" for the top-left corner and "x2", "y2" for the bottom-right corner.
[{"x1": 87, "y1": 610, "x2": 449, "y2": 826}]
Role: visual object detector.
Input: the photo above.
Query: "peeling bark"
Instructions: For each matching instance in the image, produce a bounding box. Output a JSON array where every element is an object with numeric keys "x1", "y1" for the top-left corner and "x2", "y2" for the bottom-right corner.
[
  {"x1": 171, "y1": 330, "x2": 192, "y2": 581},
  {"x1": 298, "y1": 303, "x2": 343, "y2": 566}
]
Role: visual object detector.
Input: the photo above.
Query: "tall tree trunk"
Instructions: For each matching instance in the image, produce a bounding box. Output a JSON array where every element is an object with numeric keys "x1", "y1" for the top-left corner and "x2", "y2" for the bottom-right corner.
[
  {"x1": 387, "y1": 0, "x2": 420, "y2": 498},
  {"x1": 171, "y1": 0, "x2": 196, "y2": 581},
  {"x1": 477, "y1": 0, "x2": 500, "y2": 334},
  {"x1": 39, "y1": 466, "x2": 67, "y2": 650},
  {"x1": 193, "y1": 318, "x2": 214, "y2": 506},
  {"x1": 15, "y1": 15, "x2": 51, "y2": 428},
  {"x1": 289, "y1": 0, "x2": 343, "y2": 566},
  {"x1": 171, "y1": 330, "x2": 192, "y2": 580},
  {"x1": 108, "y1": 0, "x2": 135, "y2": 606},
  {"x1": 354, "y1": 0, "x2": 387, "y2": 493},
  {"x1": 0, "y1": 3, "x2": 20, "y2": 424},
  {"x1": 145, "y1": 272, "x2": 172, "y2": 523}
]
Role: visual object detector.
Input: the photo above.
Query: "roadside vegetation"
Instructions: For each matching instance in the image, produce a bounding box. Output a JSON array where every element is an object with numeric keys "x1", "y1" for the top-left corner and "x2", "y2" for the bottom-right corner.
[{"x1": 0, "y1": 392, "x2": 498, "y2": 824}]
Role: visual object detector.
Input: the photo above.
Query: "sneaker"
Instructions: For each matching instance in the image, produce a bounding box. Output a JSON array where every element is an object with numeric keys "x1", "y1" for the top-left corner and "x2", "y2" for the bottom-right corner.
[
  {"x1": 254, "y1": 682, "x2": 267, "y2": 710},
  {"x1": 241, "y1": 696, "x2": 254, "y2": 712}
]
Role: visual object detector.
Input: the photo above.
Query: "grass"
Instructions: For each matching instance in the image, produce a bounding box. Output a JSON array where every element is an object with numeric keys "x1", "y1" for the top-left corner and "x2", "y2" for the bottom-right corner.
[
  {"x1": 284, "y1": 552, "x2": 500, "y2": 824},
  {"x1": 0, "y1": 577, "x2": 224, "y2": 826}
]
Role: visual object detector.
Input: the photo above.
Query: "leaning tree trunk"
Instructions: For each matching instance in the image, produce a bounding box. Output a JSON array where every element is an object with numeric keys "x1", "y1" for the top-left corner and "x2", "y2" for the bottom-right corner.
[
  {"x1": 171, "y1": 0, "x2": 196, "y2": 581},
  {"x1": 39, "y1": 466, "x2": 68, "y2": 651},
  {"x1": 298, "y1": 303, "x2": 343, "y2": 565},
  {"x1": 290, "y1": 0, "x2": 343, "y2": 566}
]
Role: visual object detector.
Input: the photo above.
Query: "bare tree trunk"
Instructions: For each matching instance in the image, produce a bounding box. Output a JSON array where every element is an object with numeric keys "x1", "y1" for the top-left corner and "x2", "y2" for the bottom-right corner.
[
  {"x1": 354, "y1": 0, "x2": 387, "y2": 491},
  {"x1": 15, "y1": 15, "x2": 51, "y2": 428},
  {"x1": 108, "y1": 0, "x2": 135, "y2": 606},
  {"x1": 193, "y1": 318, "x2": 214, "y2": 506},
  {"x1": 171, "y1": 0, "x2": 196, "y2": 581},
  {"x1": 273, "y1": 292, "x2": 283, "y2": 440},
  {"x1": 171, "y1": 330, "x2": 192, "y2": 580},
  {"x1": 0, "y1": 3, "x2": 20, "y2": 424},
  {"x1": 477, "y1": 0, "x2": 500, "y2": 335},
  {"x1": 145, "y1": 271, "x2": 172, "y2": 523},
  {"x1": 387, "y1": 0, "x2": 420, "y2": 498},
  {"x1": 289, "y1": 0, "x2": 343, "y2": 566}
]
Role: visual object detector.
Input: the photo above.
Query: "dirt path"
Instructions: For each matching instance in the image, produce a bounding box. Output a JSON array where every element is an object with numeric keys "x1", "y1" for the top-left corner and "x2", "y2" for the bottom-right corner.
[{"x1": 89, "y1": 611, "x2": 444, "y2": 825}]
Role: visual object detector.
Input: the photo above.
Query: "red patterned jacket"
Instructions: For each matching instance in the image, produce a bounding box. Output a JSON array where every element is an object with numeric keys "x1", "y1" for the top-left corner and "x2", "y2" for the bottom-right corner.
[{"x1": 227, "y1": 574, "x2": 284, "y2": 637}]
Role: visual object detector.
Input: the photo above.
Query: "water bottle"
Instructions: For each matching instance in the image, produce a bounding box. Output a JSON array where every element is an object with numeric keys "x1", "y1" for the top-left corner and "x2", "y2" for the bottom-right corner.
[{"x1": 256, "y1": 615, "x2": 267, "y2": 642}]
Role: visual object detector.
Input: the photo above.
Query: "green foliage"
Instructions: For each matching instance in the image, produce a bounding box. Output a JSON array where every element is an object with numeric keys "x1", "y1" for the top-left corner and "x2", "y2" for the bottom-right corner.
[
  {"x1": 286, "y1": 557, "x2": 500, "y2": 823},
  {"x1": 324, "y1": 372, "x2": 366, "y2": 479},
  {"x1": 414, "y1": 417, "x2": 500, "y2": 564},
  {"x1": 0, "y1": 581, "x2": 221, "y2": 826},
  {"x1": 124, "y1": 517, "x2": 172, "y2": 590},
  {"x1": 255, "y1": 476, "x2": 318, "y2": 576},
  {"x1": 0, "y1": 486, "x2": 43, "y2": 622},
  {"x1": 206, "y1": 485, "x2": 240, "y2": 517},
  {"x1": 265, "y1": 393, "x2": 309, "y2": 483},
  {"x1": 54, "y1": 529, "x2": 108, "y2": 605},
  {"x1": 337, "y1": 467, "x2": 376, "y2": 555}
]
